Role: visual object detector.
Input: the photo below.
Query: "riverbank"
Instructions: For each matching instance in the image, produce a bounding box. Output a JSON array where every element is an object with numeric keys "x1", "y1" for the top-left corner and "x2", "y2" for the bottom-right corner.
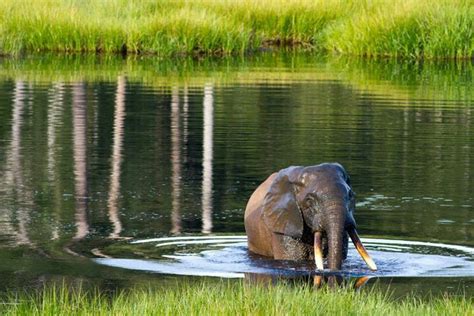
[
  {"x1": 0, "y1": 281, "x2": 472, "y2": 315},
  {"x1": 0, "y1": 0, "x2": 472, "y2": 59}
]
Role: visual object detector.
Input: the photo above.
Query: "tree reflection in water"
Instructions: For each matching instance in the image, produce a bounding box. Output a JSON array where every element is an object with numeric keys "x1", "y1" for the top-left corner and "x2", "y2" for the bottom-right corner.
[{"x1": 108, "y1": 76, "x2": 126, "y2": 239}]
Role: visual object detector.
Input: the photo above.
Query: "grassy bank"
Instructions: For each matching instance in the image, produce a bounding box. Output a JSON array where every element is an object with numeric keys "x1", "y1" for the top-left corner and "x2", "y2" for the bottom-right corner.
[
  {"x1": 0, "y1": 0, "x2": 472, "y2": 58},
  {"x1": 0, "y1": 281, "x2": 472, "y2": 316}
]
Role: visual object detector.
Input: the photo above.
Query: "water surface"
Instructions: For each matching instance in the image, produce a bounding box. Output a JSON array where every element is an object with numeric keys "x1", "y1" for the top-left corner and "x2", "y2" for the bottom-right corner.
[
  {"x1": 95, "y1": 236, "x2": 474, "y2": 278},
  {"x1": 0, "y1": 55, "x2": 472, "y2": 294}
]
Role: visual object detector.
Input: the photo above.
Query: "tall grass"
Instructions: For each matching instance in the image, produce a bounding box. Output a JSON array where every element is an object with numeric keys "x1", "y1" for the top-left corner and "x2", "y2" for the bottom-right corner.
[
  {"x1": 0, "y1": 0, "x2": 472, "y2": 58},
  {"x1": 325, "y1": 0, "x2": 474, "y2": 59},
  {"x1": 0, "y1": 281, "x2": 472, "y2": 316}
]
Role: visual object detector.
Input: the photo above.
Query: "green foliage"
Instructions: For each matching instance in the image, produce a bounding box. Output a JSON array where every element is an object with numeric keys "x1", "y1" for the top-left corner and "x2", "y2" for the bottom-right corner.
[
  {"x1": 0, "y1": 281, "x2": 472, "y2": 315},
  {"x1": 0, "y1": 0, "x2": 472, "y2": 58}
]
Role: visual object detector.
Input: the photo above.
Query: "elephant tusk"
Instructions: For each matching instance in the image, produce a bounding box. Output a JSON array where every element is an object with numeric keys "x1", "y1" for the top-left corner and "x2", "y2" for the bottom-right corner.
[
  {"x1": 353, "y1": 276, "x2": 371, "y2": 290},
  {"x1": 314, "y1": 232, "x2": 324, "y2": 270},
  {"x1": 347, "y1": 227, "x2": 377, "y2": 271},
  {"x1": 313, "y1": 275, "x2": 323, "y2": 288}
]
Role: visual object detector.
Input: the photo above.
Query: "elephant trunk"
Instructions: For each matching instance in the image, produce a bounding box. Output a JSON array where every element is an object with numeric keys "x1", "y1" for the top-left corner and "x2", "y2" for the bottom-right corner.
[{"x1": 326, "y1": 206, "x2": 345, "y2": 271}]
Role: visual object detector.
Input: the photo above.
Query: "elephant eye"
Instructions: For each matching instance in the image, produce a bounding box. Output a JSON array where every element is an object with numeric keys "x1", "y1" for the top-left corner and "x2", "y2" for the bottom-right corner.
[{"x1": 304, "y1": 194, "x2": 322, "y2": 212}]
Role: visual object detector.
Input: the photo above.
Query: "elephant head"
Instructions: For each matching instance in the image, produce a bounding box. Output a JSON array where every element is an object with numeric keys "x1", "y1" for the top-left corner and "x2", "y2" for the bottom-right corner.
[{"x1": 262, "y1": 163, "x2": 376, "y2": 271}]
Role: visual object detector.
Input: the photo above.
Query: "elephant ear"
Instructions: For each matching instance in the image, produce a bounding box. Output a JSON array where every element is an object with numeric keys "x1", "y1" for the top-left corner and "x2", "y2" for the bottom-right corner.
[
  {"x1": 333, "y1": 162, "x2": 350, "y2": 185},
  {"x1": 262, "y1": 167, "x2": 304, "y2": 239}
]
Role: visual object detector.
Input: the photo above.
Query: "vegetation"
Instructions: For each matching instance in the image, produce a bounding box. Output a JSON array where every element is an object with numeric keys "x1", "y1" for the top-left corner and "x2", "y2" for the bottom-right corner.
[
  {"x1": 0, "y1": 281, "x2": 471, "y2": 316},
  {"x1": 0, "y1": 0, "x2": 472, "y2": 58}
]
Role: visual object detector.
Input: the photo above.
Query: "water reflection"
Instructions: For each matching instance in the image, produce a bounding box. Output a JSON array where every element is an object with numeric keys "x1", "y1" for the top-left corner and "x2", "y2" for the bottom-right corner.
[
  {"x1": 170, "y1": 87, "x2": 182, "y2": 235},
  {"x1": 47, "y1": 82, "x2": 65, "y2": 240},
  {"x1": 72, "y1": 83, "x2": 89, "y2": 243},
  {"x1": 169, "y1": 85, "x2": 214, "y2": 234},
  {"x1": 5, "y1": 81, "x2": 33, "y2": 246},
  {"x1": 47, "y1": 83, "x2": 64, "y2": 179},
  {"x1": 182, "y1": 85, "x2": 189, "y2": 160},
  {"x1": 0, "y1": 58, "x2": 472, "y2": 293},
  {"x1": 0, "y1": 77, "x2": 471, "y2": 246},
  {"x1": 202, "y1": 84, "x2": 214, "y2": 234},
  {"x1": 108, "y1": 76, "x2": 126, "y2": 239}
]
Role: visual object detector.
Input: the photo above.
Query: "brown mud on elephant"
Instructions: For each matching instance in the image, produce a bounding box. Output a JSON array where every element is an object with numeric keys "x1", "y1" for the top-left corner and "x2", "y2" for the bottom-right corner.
[{"x1": 244, "y1": 163, "x2": 376, "y2": 272}]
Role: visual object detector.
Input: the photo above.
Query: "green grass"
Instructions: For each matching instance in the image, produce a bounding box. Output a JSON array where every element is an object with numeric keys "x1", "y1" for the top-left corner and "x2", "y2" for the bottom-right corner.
[
  {"x1": 0, "y1": 0, "x2": 472, "y2": 58},
  {"x1": 0, "y1": 281, "x2": 472, "y2": 316}
]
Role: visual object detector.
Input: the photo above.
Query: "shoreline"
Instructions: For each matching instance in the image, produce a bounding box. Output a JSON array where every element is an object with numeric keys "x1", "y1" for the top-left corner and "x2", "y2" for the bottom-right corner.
[{"x1": 3, "y1": 47, "x2": 474, "y2": 61}]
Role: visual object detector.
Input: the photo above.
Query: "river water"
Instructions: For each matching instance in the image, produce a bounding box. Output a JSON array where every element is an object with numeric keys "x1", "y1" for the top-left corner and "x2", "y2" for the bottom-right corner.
[{"x1": 0, "y1": 54, "x2": 472, "y2": 295}]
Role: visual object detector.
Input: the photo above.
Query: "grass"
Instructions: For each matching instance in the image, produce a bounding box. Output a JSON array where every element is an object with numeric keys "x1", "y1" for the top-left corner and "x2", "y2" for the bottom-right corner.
[
  {"x1": 0, "y1": 281, "x2": 472, "y2": 316},
  {"x1": 0, "y1": 0, "x2": 472, "y2": 58}
]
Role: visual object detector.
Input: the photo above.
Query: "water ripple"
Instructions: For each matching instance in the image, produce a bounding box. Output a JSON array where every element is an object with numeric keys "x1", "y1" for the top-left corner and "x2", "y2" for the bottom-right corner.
[{"x1": 94, "y1": 236, "x2": 474, "y2": 279}]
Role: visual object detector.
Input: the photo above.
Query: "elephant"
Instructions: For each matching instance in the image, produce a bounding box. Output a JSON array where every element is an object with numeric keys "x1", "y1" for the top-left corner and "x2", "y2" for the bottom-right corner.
[{"x1": 244, "y1": 163, "x2": 376, "y2": 271}]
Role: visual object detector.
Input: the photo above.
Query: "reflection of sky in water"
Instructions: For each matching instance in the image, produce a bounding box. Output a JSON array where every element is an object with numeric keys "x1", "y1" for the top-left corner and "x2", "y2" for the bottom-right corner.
[{"x1": 95, "y1": 237, "x2": 474, "y2": 279}]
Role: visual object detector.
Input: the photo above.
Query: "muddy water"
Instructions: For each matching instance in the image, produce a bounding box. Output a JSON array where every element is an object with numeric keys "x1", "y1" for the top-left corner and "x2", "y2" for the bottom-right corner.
[{"x1": 0, "y1": 55, "x2": 472, "y2": 295}]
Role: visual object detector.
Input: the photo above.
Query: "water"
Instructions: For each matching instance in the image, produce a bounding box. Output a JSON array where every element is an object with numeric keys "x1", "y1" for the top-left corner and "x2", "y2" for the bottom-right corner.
[
  {"x1": 95, "y1": 236, "x2": 474, "y2": 278},
  {"x1": 0, "y1": 54, "x2": 472, "y2": 295}
]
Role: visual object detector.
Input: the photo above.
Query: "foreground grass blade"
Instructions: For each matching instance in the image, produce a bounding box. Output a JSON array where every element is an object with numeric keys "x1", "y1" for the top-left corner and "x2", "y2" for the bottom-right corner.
[{"x1": 0, "y1": 281, "x2": 472, "y2": 316}]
